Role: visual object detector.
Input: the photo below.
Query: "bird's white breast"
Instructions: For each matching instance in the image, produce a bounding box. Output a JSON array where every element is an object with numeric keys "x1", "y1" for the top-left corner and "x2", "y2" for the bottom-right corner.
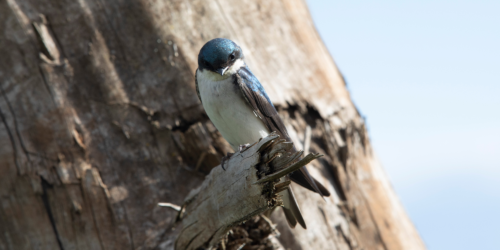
[{"x1": 197, "y1": 69, "x2": 269, "y2": 151}]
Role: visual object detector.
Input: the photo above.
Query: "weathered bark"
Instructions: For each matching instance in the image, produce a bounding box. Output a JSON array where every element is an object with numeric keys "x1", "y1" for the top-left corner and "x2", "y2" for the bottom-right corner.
[
  {"x1": 0, "y1": 0, "x2": 425, "y2": 250},
  {"x1": 175, "y1": 133, "x2": 323, "y2": 250}
]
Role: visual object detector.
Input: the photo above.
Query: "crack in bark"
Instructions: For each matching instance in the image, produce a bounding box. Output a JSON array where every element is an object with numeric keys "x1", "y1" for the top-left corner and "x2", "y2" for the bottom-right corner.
[
  {"x1": 214, "y1": 0, "x2": 239, "y2": 40},
  {"x1": 175, "y1": 220, "x2": 198, "y2": 249},
  {"x1": 95, "y1": 0, "x2": 128, "y2": 63},
  {"x1": 0, "y1": 88, "x2": 29, "y2": 161},
  {"x1": 184, "y1": 231, "x2": 202, "y2": 250},
  {"x1": 41, "y1": 177, "x2": 65, "y2": 250},
  {"x1": 0, "y1": 85, "x2": 31, "y2": 164},
  {"x1": 44, "y1": 15, "x2": 68, "y2": 60},
  {"x1": 84, "y1": 178, "x2": 107, "y2": 250},
  {"x1": 335, "y1": 225, "x2": 353, "y2": 250},
  {"x1": 41, "y1": 16, "x2": 76, "y2": 86},
  {"x1": 32, "y1": 18, "x2": 61, "y2": 106},
  {"x1": 0, "y1": 105, "x2": 20, "y2": 170},
  {"x1": 361, "y1": 193, "x2": 389, "y2": 250},
  {"x1": 122, "y1": 205, "x2": 136, "y2": 250},
  {"x1": 26, "y1": 151, "x2": 59, "y2": 162},
  {"x1": 203, "y1": 225, "x2": 224, "y2": 249},
  {"x1": 317, "y1": 207, "x2": 343, "y2": 250}
]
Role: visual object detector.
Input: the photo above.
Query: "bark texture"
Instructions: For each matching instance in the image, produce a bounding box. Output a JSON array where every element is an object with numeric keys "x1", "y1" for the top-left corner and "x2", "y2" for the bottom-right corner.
[
  {"x1": 0, "y1": 0, "x2": 425, "y2": 249},
  {"x1": 175, "y1": 133, "x2": 322, "y2": 250}
]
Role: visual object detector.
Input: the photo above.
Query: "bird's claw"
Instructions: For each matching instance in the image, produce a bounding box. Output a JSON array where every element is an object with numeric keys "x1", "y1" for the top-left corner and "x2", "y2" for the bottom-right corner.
[
  {"x1": 221, "y1": 142, "x2": 258, "y2": 170},
  {"x1": 221, "y1": 152, "x2": 234, "y2": 171}
]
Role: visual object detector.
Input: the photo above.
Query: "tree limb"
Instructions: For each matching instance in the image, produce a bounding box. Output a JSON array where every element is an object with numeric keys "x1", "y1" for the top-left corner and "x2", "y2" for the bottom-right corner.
[{"x1": 173, "y1": 133, "x2": 319, "y2": 250}]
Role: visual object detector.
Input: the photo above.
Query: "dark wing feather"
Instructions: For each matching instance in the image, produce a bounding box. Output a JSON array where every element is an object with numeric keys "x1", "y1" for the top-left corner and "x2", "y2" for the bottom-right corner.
[
  {"x1": 236, "y1": 72, "x2": 289, "y2": 141},
  {"x1": 235, "y1": 67, "x2": 330, "y2": 197}
]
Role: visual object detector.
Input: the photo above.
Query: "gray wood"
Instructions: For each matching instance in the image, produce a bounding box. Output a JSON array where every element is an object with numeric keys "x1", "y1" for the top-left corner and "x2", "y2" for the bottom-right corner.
[{"x1": 175, "y1": 133, "x2": 281, "y2": 249}]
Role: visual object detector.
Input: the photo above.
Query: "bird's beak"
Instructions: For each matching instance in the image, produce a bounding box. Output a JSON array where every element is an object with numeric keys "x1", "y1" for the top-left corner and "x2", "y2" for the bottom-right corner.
[{"x1": 216, "y1": 67, "x2": 228, "y2": 76}]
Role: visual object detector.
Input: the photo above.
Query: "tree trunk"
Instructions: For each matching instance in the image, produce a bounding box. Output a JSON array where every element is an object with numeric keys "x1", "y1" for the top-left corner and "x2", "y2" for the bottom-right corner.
[{"x1": 0, "y1": 0, "x2": 425, "y2": 249}]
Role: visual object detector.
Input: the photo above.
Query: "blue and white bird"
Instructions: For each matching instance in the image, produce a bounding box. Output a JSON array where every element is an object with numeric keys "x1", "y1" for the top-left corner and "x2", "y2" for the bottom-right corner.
[{"x1": 195, "y1": 38, "x2": 330, "y2": 229}]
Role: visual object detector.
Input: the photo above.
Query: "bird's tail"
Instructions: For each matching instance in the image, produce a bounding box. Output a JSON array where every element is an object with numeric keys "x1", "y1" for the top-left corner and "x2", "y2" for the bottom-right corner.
[
  {"x1": 289, "y1": 167, "x2": 331, "y2": 197},
  {"x1": 281, "y1": 186, "x2": 306, "y2": 229}
]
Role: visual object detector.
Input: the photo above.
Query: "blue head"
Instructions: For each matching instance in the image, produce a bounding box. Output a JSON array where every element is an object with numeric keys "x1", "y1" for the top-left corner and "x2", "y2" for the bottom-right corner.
[{"x1": 198, "y1": 38, "x2": 244, "y2": 75}]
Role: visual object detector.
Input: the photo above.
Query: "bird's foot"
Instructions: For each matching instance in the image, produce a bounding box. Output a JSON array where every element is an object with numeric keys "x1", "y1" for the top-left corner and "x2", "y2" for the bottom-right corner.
[{"x1": 221, "y1": 152, "x2": 234, "y2": 171}]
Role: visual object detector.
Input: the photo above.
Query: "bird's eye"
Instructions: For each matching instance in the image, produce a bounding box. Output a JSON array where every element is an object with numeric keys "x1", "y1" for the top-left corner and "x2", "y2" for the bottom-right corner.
[{"x1": 229, "y1": 53, "x2": 235, "y2": 61}]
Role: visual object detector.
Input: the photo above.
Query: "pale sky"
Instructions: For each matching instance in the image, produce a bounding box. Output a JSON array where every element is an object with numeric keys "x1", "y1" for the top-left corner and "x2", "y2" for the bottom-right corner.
[{"x1": 307, "y1": 1, "x2": 500, "y2": 249}]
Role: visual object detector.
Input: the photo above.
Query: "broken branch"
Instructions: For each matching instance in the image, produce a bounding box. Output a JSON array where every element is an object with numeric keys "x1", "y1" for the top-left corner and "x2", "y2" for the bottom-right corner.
[{"x1": 172, "y1": 133, "x2": 322, "y2": 250}]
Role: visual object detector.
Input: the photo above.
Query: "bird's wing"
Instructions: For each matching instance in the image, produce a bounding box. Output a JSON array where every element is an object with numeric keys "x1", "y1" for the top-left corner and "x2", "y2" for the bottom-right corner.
[
  {"x1": 235, "y1": 67, "x2": 290, "y2": 141},
  {"x1": 235, "y1": 67, "x2": 330, "y2": 197},
  {"x1": 195, "y1": 69, "x2": 202, "y2": 104}
]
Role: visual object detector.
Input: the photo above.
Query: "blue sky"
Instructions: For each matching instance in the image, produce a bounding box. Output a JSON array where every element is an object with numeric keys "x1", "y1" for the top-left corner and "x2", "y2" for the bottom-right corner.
[{"x1": 307, "y1": 1, "x2": 500, "y2": 249}]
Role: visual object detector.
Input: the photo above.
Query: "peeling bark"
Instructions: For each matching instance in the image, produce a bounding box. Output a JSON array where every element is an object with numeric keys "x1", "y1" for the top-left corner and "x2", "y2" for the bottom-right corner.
[
  {"x1": 0, "y1": 0, "x2": 425, "y2": 250},
  {"x1": 174, "y1": 133, "x2": 322, "y2": 250}
]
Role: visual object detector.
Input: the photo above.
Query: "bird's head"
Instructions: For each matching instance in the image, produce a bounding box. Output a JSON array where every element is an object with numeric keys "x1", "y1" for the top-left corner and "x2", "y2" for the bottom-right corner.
[{"x1": 198, "y1": 38, "x2": 244, "y2": 76}]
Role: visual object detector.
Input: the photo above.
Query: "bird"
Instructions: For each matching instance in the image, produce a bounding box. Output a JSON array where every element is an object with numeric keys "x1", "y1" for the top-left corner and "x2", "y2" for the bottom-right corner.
[{"x1": 195, "y1": 38, "x2": 330, "y2": 229}]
